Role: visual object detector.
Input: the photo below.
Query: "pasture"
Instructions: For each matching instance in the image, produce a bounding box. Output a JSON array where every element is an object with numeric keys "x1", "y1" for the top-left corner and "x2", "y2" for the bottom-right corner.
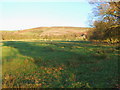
[{"x1": 2, "y1": 40, "x2": 119, "y2": 88}]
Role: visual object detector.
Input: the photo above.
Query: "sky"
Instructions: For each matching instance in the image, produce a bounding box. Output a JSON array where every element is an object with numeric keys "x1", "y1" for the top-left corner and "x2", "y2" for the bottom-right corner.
[{"x1": 0, "y1": 0, "x2": 92, "y2": 30}]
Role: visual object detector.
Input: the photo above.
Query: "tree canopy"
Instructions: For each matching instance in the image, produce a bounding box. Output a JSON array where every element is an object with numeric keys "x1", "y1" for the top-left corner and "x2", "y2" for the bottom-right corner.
[{"x1": 88, "y1": 0, "x2": 120, "y2": 42}]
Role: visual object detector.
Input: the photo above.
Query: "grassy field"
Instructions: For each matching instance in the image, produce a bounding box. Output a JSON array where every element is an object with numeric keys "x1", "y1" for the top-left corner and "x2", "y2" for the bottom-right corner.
[{"x1": 2, "y1": 40, "x2": 119, "y2": 88}]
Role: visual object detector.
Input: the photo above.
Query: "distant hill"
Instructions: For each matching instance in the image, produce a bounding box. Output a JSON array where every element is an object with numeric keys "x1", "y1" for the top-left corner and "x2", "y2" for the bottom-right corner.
[
  {"x1": 14, "y1": 27, "x2": 91, "y2": 35},
  {"x1": 1, "y1": 27, "x2": 93, "y2": 40}
]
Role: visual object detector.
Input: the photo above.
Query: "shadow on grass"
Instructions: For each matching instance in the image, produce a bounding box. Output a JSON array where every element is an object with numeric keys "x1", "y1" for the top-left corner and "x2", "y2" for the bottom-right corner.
[
  {"x1": 3, "y1": 40, "x2": 113, "y2": 67},
  {"x1": 2, "y1": 41, "x2": 88, "y2": 67},
  {"x1": 2, "y1": 41, "x2": 105, "y2": 66},
  {"x1": 2, "y1": 40, "x2": 119, "y2": 88}
]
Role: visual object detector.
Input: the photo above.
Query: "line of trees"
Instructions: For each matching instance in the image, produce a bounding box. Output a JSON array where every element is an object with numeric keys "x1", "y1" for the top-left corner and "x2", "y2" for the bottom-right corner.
[{"x1": 88, "y1": 0, "x2": 120, "y2": 43}]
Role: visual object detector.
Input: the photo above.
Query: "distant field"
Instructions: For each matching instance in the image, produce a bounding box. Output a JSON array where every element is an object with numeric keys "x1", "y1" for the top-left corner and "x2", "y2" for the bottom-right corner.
[
  {"x1": 1, "y1": 27, "x2": 92, "y2": 40},
  {"x1": 2, "y1": 40, "x2": 119, "y2": 88}
]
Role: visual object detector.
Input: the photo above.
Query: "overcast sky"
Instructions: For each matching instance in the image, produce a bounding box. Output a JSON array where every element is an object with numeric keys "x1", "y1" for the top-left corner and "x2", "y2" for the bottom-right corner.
[{"x1": 0, "y1": 0, "x2": 92, "y2": 30}]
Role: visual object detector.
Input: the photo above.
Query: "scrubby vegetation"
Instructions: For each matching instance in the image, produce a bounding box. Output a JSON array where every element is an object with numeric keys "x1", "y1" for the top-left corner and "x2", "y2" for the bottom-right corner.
[{"x1": 2, "y1": 41, "x2": 119, "y2": 88}]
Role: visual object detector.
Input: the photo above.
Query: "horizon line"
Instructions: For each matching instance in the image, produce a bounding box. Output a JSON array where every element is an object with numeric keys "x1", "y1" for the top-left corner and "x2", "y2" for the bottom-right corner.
[{"x1": 0, "y1": 26, "x2": 92, "y2": 31}]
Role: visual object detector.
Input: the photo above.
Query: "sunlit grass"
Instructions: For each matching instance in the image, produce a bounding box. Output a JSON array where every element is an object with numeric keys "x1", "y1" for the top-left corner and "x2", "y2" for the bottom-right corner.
[{"x1": 2, "y1": 40, "x2": 119, "y2": 88}]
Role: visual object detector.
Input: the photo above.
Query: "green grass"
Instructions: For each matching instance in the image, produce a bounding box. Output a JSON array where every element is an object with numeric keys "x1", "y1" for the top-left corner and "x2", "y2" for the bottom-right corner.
[{"x1": 2, "y1": 40, "x2": 119, "y2": 88}]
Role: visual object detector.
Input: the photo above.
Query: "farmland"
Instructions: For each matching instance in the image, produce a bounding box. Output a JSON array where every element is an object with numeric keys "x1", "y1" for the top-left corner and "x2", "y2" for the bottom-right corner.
[
  {"x1": 2, "y1": 40, "x2": 119, "y2": 88},
  {"x1": 1, "y1": 27, "x2": 91, "y2": 40}
]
